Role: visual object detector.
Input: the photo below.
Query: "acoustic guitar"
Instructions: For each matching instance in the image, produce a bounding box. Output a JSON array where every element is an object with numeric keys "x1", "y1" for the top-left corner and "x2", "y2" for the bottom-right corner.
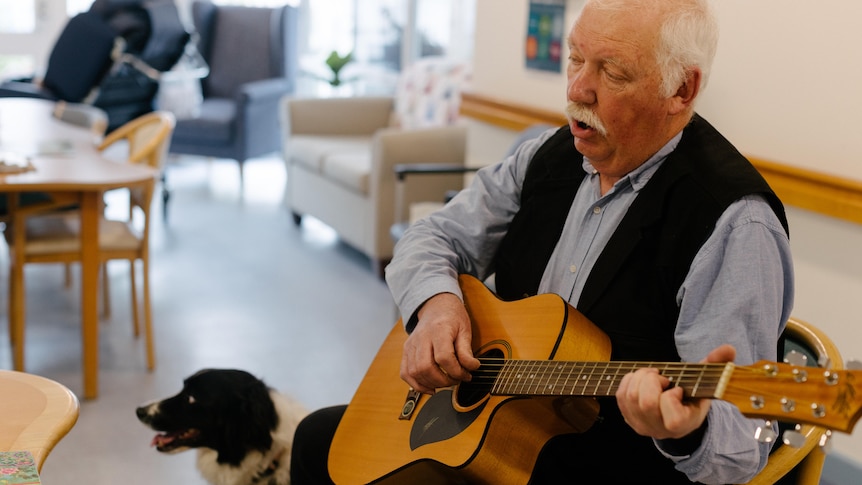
[{"x1": 329, "y1": 275, "x2": 862, "y2": 485}]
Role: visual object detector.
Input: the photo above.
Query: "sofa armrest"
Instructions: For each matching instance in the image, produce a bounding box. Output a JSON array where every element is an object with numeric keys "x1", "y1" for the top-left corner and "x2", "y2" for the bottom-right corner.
[
  {"x1": 370, "y1": 125, "x2": 469, "y2": 237},
  {"x1": 281, "y1": 96, "x2": 394, "y2": 136}
]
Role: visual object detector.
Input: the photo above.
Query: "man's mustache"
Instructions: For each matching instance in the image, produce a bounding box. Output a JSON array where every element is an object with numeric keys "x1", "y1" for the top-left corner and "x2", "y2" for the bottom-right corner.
[{"x1": 565, "y1": 102, "x2": 607, "y2": 136}]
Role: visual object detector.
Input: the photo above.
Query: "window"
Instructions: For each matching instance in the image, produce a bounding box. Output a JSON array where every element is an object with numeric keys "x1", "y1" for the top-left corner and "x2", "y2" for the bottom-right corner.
[
  {"x1": 67, "y1": 0, "x2": 93, "y2": 16},
  {"x1": 0, "y1": 0, "x2": 36, "y2": 33},
  {"x1": 214, "y1": 0, "x2": 474, "y2": 95}
]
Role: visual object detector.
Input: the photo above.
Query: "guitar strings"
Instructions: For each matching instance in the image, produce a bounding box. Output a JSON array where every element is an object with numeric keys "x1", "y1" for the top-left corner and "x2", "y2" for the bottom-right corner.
[{"x1": 459, "y1": 360, "x2": 776, "y2": 397}]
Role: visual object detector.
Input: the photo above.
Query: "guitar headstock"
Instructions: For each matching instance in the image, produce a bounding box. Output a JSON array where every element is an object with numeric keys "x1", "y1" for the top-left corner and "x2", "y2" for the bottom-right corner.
[{"x1": 720, "y1": 360, "x2": 862, "y2": 434}]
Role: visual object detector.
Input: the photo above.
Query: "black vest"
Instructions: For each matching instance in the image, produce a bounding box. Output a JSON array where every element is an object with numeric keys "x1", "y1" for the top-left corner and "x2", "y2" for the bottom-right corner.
[{"x1": 492, "y1": 115, "x2": 788, "y2": 483}]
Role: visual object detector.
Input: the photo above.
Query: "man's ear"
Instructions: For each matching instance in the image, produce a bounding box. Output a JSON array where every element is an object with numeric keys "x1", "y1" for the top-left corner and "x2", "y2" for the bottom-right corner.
[{"x1": 668, "y1": 68, "x2": 702, "y2": 115}]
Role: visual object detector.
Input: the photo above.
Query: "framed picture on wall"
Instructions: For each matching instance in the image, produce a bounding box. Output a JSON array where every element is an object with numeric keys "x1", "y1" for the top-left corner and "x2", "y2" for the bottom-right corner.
[{"x1": 525, "y1": 0, "x2": 566, "y2": 72}]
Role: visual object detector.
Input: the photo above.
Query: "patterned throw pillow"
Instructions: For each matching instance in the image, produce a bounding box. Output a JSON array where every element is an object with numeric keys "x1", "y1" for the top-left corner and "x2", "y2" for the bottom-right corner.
[{"x1": 393, "y1": 57, "x2": 471, "y2": 130}]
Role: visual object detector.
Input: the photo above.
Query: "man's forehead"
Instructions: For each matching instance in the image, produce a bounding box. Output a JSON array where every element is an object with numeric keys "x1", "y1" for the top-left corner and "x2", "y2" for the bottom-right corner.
[{"x1": 568, "y1": 4, "x2": 658, "y2": 60}]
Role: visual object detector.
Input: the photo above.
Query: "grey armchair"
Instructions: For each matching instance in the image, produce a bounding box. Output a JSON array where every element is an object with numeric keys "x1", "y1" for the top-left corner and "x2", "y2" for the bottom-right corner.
[{"x1": 166, "y1": 0, "x2": 298, "y2": 215}]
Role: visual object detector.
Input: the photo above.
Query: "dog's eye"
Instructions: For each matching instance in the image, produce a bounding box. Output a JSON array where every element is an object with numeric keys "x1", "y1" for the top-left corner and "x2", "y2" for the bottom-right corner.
[{"x1": 188, "y1": 395, "x2": 196, "y2": 404}]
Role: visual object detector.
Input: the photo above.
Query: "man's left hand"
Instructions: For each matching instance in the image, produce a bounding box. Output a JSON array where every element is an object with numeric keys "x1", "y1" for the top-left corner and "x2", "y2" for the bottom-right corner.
[{"x1": 616, "y1": 344, "x2": 736, "y2": 440}]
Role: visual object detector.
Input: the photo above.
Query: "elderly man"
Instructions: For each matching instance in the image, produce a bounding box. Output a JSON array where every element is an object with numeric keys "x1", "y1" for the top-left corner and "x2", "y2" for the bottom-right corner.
[{"x1": 291, "y1": 0, "x2": 793, "y2": 483}]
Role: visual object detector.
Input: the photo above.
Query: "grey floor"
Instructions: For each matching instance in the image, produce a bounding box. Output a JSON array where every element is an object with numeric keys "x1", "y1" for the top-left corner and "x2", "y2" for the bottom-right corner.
[{"x1": 0, "y1": 155, "x2": 396, "y2": 483}]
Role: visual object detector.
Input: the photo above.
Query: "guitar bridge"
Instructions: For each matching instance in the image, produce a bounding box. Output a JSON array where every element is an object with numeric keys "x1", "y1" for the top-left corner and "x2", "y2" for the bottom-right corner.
[{"x1": 399, "y1": 388, "x2": 422, "y2": 420}]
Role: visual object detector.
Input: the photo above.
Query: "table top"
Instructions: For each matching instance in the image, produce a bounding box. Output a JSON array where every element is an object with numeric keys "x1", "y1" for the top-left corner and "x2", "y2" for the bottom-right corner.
[
  {"x1": 0, "y1": 370, "x2": 79, "y2": 471},
  {"x1": 0, "y1": 98, "x2": 156, "y2": 192}
]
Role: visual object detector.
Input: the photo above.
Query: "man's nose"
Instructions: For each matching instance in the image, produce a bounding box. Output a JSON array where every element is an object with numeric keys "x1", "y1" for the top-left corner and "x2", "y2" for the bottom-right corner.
[{"x1": 567, "y1": 70, "x2": 597, "y2": 105}]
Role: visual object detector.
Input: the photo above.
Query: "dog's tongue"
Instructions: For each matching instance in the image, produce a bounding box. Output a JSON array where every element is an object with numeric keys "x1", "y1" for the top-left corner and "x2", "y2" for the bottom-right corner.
[{"x1": 151, "y1": 433, "x2": 177, "y2": 448}]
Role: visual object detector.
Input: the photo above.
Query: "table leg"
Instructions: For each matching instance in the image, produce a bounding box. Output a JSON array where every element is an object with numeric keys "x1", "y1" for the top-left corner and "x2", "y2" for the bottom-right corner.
[{"x1": 80, "y1": 192, "x2": 100, "y2": 399}]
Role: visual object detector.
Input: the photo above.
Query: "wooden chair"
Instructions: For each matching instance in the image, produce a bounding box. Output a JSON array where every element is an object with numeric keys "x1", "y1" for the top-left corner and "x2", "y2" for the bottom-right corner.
[
  {"x1": 744, "y1": 316, "x2": 843, "y2": 485},
  {"x1": 6, "y1": 110, "x2": 175, "y2": 373}
]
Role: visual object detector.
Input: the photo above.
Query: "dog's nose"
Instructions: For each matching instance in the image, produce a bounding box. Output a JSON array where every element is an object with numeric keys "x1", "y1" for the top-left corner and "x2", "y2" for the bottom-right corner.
[{"x1": 136, "y1": 405, "x2": 152, "y2": 421}]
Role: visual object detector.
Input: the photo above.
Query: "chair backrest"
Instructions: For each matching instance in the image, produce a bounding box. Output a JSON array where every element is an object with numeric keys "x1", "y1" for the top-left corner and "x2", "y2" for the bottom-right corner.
[
  {"x1": 42, "y1": 11, "x2": 118, "y2": 102},
  {"x1": 52, "y1": 101, "x2": 109, "y2": 139},
  {"x1": 392, "y1": 56, "x2": 470, "y2": 130},
  {"x1": 192, "y1": 0, "x2": 298, "y2": 99},
  {"x1": 98, "y1": 110, "x2": 176, "y2": 170},
  {"x1": 748, "y1": 316, "x2": 843, "y2": 485}
]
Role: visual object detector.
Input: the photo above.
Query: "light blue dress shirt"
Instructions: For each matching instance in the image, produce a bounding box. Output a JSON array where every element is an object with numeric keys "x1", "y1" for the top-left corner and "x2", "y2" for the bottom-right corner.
[{"x1": 386, "y1": 125, "x2": 795, "y2": 484}]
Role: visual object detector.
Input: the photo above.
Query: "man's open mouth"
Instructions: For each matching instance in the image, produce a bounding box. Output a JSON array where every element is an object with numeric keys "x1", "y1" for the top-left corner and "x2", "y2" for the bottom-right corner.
[
  {"x1": 576, "y1": 120, "x2": 593, "y2": 130},
  {"x1": 150, "y1": 428, "x2": 201, "y2": 452}
]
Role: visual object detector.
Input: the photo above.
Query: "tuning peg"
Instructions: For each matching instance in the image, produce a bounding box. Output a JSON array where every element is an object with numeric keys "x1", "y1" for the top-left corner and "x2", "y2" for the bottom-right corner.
[
  {"x1": 784, "y1": 350, "x2": 808, "y2": 367},
  {"x1": 754, "y1": 420, "x2": 777, "y2": 443},
  {"x1": 782, "y1": 424, "x2": 806, "y2": 448},
  {"x1": 846, "y1": 360, "x2": 862, "y2": 370},
  {"x1": 819, "y1": 430, "x2": 833, "y2": 454}
]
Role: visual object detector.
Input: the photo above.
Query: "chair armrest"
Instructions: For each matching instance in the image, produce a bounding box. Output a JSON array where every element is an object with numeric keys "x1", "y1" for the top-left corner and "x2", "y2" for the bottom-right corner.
[
  {"x1": 393, "y1": 163, "x2": 480, "y2": 181},
  {"x1": 238, "y1": 77, "x2": 292, "y2": 103},
  {"x1": 0, "y1": 80, "x2": 56, "y2": 100},
  {"x1": 281, "y1": 96, "x2": 394, "y2": 136}
]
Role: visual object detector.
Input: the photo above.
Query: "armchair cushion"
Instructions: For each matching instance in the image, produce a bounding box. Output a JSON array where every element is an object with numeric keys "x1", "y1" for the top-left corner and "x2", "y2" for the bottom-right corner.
[
  {"x1": 170, "y1": 98, "x2": 235, "y2": 144},
  {"x1": 282, "y1": 97, "x2": 394, "y2": 136},
  {"x1": 323, "y1": 154, "x2": 372, "y2": 195},
  {"x1": 288, "y1": 136, "x2": 373, "y2": 173},
  {"x1": 204, "y1": 6, "x2": 279, "y2": 98}
]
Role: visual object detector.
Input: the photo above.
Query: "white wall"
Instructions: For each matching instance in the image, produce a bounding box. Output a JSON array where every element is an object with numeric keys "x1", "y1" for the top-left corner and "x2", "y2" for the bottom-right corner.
[{"x1": 472, "y1": 0, "x2": 862, "y2": 466}]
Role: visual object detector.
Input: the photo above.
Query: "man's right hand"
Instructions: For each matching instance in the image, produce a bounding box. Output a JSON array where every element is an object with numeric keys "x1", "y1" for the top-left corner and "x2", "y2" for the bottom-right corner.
[{"x1": 400, "y1": 292, "x2": 481, "y2": 394}]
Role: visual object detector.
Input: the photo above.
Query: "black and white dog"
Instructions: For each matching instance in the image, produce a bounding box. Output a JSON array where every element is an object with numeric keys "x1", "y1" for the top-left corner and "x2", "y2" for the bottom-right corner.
[{"x1": 136, "y1": 369, "x2": 308, "y2": 485}]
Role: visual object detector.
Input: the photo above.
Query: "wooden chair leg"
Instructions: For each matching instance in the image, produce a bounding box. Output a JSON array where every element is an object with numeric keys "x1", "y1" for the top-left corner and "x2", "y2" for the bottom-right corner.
[
  {"x1": 7, "y1": 262, "x2": 14, "y2": 346},
  {"x1": 64, "y1": 262, "x2": 72, "y2": 288},
  {"x1": 10, "y1": 258, "x2": 26, "y2": 371},
  {"x1": 130, "y1": 259, "x2": 140, "y2": 337},
  {"x1": 101, "y1": 262, "x2": 111, "y2": 319},
  {"x1": 142, "y1": 257, "x2": 155, "y2": 370}
]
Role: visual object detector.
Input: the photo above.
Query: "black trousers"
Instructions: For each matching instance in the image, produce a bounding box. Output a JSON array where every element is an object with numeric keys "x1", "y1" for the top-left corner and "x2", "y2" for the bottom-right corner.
[
  {"x1": 290, "y1": 405, "x2": 346, "y2": 485},
  {"x1": 289, "y1": 403, "x2": 693, "y2": 484}
]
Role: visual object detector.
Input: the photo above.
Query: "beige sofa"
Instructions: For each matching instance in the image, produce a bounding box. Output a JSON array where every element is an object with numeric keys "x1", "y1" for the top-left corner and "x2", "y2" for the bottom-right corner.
[{"x1": 280, "y1": 95, "x2": 468, "y2": 276}]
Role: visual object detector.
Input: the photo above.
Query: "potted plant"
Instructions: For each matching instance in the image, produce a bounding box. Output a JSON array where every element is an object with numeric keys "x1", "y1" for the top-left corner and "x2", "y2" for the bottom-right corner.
[{"x1": 325, "y1": 50, "x2": 354, "y2": 87}]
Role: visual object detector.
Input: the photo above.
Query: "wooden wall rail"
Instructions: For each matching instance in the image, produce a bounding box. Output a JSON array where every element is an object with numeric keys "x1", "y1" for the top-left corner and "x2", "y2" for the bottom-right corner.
[{"x1": 460, "y1": 92, "x2": 862, "y2": 225}]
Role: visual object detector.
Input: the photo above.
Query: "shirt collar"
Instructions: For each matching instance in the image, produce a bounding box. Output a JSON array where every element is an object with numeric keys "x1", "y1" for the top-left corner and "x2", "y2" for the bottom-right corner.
[{"x1": 581, "y1": 130, "x2": 684, "y2": 193}]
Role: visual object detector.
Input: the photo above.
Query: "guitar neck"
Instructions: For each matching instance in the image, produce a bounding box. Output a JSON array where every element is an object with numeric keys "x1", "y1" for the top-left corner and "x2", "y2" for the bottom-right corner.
[{"x1": 483, "y1": 359, "x2": 732, "y2": 399}]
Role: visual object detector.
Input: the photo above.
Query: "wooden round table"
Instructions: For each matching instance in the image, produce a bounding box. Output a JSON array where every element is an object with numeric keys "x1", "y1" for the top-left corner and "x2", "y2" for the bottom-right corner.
[{"x1": 0, "y1": 370, "x2": 79, "y2": 471}]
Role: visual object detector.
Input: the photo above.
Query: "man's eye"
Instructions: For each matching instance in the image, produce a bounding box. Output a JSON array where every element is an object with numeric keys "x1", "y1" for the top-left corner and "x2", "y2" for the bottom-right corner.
[{"x1": 605, "y1": 70, "x2": 626, "y2": 82}]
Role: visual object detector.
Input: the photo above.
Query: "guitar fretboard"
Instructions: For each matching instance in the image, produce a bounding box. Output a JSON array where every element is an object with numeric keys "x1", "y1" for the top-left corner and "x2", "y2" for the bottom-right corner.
[{"x1": 475, "y1": 359, "x2": 733, "y2": 398}]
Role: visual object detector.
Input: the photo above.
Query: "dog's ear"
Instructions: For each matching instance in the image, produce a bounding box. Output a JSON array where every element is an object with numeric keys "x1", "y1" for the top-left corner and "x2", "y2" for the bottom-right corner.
[{"x1": 215, "y1": 379, "x2": 279, "y2": 465}]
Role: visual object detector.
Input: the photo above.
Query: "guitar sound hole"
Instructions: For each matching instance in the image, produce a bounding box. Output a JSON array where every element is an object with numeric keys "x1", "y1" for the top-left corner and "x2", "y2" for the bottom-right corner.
[{"x1": 455, "y1": 348, "x2": 504, "y2": 408}]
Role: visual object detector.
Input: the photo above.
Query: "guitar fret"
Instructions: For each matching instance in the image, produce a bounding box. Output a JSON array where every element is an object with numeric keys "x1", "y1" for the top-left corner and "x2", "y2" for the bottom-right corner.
[
  {"x1": 593, "y1": 362, "x2": 609, "y2": 396},
  {"x1": 506, "y1": 360, "x2": 519, "y2": 394},
  {"x1": 549, "y1": 362, "x2": 565, "y2": 395},
  {"x1": 536, "y1": 360, "x2": 552, "y2": 394},
  {"x1": 579, "y1": 362, "x2": 594, "y2": 395},
  {"x1": 493, "y1": 360, "x2": 511, "y2": 394},
  {"x1": 517, "y1": 360, "x2": 532, "y2": 394}
]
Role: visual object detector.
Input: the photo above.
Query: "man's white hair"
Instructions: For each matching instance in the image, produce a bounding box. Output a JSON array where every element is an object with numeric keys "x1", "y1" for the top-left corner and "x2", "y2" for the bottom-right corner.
[{"x1": 583, "y1": 0, "x2": 719, "y2": 98}]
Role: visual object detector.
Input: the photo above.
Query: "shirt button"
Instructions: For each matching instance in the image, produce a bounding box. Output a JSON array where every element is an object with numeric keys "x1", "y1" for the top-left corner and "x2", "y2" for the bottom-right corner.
[
  {"x1": 569, "y1": 265, "x2": 577, "y2": 273},
  {"x1": 593, "y1": 206, "x2": 602, "y2": 215}
]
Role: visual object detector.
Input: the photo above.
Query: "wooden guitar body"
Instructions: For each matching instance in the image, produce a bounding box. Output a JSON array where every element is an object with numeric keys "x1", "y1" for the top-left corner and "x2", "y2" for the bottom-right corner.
[{"x1": 329, "y1": 275, "x2": 611, "y2": 484}]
